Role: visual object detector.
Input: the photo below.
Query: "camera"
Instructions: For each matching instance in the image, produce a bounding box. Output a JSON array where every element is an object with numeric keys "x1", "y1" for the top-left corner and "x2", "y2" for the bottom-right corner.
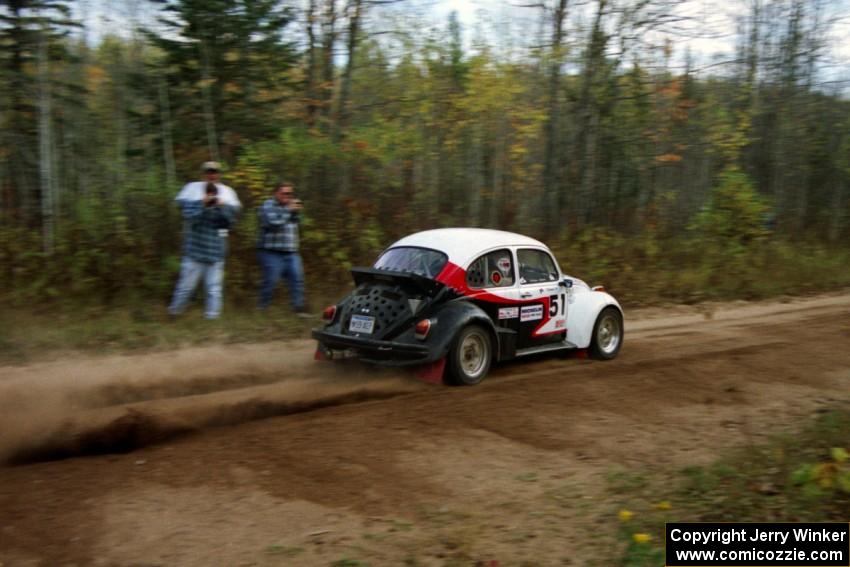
[{"x1": 205, "y1": 182, "x2": 219, "y2": 206}]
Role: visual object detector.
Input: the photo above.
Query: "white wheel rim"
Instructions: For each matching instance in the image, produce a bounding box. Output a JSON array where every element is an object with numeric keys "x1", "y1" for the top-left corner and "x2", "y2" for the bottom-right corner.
[
  {"x1": 460, "y1": 331, "x2": 488, "y2": 378},
  {"x1": 597, "y1": 315, "x2": 621, "y2": 354}
]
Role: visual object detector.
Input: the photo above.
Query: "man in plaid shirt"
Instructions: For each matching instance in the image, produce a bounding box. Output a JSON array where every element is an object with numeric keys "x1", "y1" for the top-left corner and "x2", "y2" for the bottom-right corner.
[
  {"x1": 256, "y1": 181, "x2": 308, "y2": 315},
  {"x1": 168, "y1": 162, "x2": 241, "y2": 319}
]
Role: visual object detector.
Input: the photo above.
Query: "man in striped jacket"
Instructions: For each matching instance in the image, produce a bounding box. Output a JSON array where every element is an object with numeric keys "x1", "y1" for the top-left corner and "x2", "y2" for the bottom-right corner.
[{"x1": 168, "y1": 161, "x2": 241, "y2": 319}]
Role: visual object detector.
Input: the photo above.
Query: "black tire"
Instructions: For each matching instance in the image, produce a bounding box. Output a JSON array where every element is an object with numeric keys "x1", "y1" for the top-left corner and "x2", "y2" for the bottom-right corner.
[
  {"x1": 446, "y1": 324, "x2": 492, "y2": 386},
  {"x1": 589, "y1": 307, "x2": 623, "y2": 360}
]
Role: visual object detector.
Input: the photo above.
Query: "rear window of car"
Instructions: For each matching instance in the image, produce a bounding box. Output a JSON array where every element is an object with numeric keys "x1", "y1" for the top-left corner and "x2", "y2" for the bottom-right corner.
[
  {"x1": 374, "y1": 247, "x2": 448, "y2": 279},
  {"x1": 467, "y1": 249, "x2": 515, "y2": 289}
]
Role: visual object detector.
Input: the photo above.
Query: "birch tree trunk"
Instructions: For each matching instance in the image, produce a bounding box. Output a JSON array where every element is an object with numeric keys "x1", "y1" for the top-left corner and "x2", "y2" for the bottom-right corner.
[
  {"x1": 158, "y1": 77, "x2": 177, "y2": 188},
  {"x1": 38, "y1": 26, "x2": 55, "y2": 254},
  {"x1": 541, "y1": 0, "x2": 569, "y2": 236},
  {"x1": 334, "y1": 0, "x2": 362, "y2": 144},
  {"x1": 198, "y1": 38, "x2": 220, "y2": 162},
  {"x1": 576, "y1": 0, "x2": 606, "y2": 228},
  {"x1": 306, "y1": 0, "x2": 319, "y2": 126},
  {"x1": 335, "y1": 0, "x2": 363, "y2": 198},
  {"x1": 321, "y1": 0, "x2": 337, "y2": 131}
]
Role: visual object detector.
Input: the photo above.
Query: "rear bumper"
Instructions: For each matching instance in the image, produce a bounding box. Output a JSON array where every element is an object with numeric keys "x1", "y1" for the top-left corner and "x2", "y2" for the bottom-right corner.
[{"x1": 312, "y1": 329, "x2": 432, "y2": 365}]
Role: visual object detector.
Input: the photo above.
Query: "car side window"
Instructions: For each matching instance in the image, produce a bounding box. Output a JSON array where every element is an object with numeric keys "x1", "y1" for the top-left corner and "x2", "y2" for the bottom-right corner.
[
  {"x1": 517, "y1": 249, "x2": 559, "y2": 284},
  {"x1": 466, "y1": 249, "x2": 515, "y2": 289}
]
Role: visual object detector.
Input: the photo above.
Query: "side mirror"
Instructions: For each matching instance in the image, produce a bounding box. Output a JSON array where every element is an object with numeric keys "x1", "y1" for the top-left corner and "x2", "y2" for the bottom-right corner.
[{"x1": 560, "y1": 278, "x2": 573, "y2": 288}]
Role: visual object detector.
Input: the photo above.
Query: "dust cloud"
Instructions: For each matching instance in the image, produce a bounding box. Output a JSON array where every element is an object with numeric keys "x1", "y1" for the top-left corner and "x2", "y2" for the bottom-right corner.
[{"x1": 0, "y1": 341, "x2": 426, "y2": 464}]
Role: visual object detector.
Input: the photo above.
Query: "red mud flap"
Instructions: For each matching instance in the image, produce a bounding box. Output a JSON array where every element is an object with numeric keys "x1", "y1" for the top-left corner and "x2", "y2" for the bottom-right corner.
[{"x1": 414, "y1": 357, "x2": 446, "y2": 385}]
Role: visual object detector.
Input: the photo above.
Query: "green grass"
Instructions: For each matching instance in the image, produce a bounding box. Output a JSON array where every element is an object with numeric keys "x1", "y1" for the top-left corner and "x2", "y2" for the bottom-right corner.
[
  {"x1": 514, "y1": 471, "x2": 540, "y2": 483},
  {"x1": 264, "y1": 544, "x2": 304, "y2": 557},
  {"x1": 389, "y1": 520, "x2": 414, "y2": 533},
  {"x1": 0, "y1": 301, "x2": 315, "y2": 363},
  {"x1": 607, "y1": 408, "x2": 850, "y2": 566},
  {"x1": 330, "y1": 558, "x2": 371, "y2": 567},
  {"x1": 605, "y1": 469, "x2": 650, "y2": 494}
]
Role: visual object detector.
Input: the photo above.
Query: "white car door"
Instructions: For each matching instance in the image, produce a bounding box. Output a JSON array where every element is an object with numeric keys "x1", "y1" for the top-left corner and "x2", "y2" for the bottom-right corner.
[{"x1": 515, "y1": 247, "x2": 568, "y2": 349}]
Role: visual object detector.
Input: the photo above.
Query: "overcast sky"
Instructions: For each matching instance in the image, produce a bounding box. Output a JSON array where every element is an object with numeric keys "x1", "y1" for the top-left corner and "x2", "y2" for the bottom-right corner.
[
  {"x1": 433, "y1": 0, "x2": 850, "y2": 89},
  {"x1": 73, "y1": 0, "x2": 850, "y2": 90}
]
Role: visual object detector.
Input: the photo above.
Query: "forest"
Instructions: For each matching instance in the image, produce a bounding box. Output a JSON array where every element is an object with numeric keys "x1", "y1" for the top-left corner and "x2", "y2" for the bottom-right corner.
[{"x1": 1, "y1": 0, "x2": 849, "y2": 314}]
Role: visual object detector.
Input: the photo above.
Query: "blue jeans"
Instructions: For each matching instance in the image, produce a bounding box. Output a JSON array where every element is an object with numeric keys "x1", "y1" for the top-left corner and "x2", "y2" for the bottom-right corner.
[
  {"x1": 168, "y1": 258, "x2": 225, "y2": 319},
  {"x1": 258, "y1": 250, "x2": 304, "y2": 310}
]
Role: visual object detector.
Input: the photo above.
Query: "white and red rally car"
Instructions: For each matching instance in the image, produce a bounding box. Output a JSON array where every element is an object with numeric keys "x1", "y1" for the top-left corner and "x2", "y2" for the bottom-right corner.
[{"x1": 313, "y1": 228, "x2": 623, "y2": 385}]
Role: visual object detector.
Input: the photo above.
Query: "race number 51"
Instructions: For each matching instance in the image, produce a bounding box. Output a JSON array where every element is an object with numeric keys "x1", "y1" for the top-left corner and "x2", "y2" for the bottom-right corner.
[{"x1": 549, "y1": 293, "x2": 566, "y2": 316}]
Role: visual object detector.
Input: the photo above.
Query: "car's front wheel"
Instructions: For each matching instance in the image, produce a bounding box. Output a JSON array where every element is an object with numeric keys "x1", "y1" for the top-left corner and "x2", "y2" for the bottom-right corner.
[
  {"x1": 446, "y1": 324, "x2": 492, "y2": 385},
  {"x1": 589, "y1": 306, "x2": 623, "y2": 360}
]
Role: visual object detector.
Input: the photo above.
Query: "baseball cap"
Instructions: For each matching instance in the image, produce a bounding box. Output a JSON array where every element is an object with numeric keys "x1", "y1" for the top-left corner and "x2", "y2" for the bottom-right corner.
[{"x1": 201, "y1": 161, "x2": 221, "y2": 172}]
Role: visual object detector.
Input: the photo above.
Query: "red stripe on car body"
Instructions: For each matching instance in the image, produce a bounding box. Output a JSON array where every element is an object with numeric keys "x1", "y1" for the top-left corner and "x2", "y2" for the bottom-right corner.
[{"x1": 436, "y1": 261, "x2": 563, "y2": 338}]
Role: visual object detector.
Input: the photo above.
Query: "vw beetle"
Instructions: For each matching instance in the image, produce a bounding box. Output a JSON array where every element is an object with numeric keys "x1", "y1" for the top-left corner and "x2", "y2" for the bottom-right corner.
[{"x1": 313, "y1": 228, "x2": 623, "y2": 385}]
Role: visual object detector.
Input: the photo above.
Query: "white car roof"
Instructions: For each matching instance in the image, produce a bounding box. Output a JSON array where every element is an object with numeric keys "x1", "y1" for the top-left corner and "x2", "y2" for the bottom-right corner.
[{"x1": 388, "y1": 228, "x2": 548, "y2": 267}]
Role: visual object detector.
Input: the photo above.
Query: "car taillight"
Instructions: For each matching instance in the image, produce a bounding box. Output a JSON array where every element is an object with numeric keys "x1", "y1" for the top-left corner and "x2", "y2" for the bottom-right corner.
[
  {"x1": 414, "y1": 319, "x2": 431, "y2": 340},
  {"x1": 322, "y1": 305, "x2": 337, "y2": 321}
]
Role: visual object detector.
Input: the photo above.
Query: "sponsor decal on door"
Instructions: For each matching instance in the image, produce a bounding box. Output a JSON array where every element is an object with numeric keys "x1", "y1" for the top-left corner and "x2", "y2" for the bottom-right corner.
[{"x1": 520, "y1": 305, "x2": 544, "y2": 322}]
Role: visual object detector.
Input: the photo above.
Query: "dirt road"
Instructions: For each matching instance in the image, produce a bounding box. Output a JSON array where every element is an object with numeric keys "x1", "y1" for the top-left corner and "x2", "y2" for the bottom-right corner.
[{"x1": 1, "y1": 293, "x2": 849, "y2": 566}]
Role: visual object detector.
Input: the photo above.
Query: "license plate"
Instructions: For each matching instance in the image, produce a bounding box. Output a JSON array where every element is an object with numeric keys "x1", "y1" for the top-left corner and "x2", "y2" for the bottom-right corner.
[{"x1": 349, "y1": 314, "x2": 375, "y2": 334}]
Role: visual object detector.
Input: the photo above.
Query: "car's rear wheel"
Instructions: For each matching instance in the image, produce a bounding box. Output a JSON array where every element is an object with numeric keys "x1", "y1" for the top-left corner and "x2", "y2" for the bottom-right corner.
[
  {"x1": 589, "y1": 307, "x2": 623, "y2": 360},
  {"x1": 446, "y1": 324, "x2": 492, "y2": 385}
]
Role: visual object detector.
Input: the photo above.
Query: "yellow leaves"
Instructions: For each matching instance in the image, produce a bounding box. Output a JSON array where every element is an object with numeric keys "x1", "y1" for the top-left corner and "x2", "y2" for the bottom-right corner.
[
  {"x1": 655, "y1": 153, "x2": 682, "y2": 163},
  {"x1": 615, "y1": 501, "x2": 673, "y2": 551},
  {"x1": 704, "y1": 98, "x2": 753, "y2": 162},
  {"x1": 791, "y1": 449, "x2": 850, "y2": 494},
  {"x1": 85, "y1": 64, "x2": 107, "y2": 91},
  {"x1": 659, "y1": 76, "x2": 681, "y2": 99},
  {"x1": 813, "y1": 463, "x2": 838, "y2": 488},
  {"x1": 509, "y1": 143, "x2": 528, "y2": 160},
  {"x1": 231, "y1": 151, "x2": 268, "y2": 204},
  {"x1": 224, "y1": 82, "x2": 242, "y2": 95}
]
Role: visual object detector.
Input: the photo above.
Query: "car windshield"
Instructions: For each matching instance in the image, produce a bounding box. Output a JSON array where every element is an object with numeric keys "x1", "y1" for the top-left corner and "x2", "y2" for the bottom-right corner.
[{"x1": 374, "y1": 247, "x2": 448, "y2": 279}]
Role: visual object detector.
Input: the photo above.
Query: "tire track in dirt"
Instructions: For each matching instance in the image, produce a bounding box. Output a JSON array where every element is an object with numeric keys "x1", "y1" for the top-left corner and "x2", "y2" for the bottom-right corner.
[{"x1": 0, "y1": 343, "x2": 427, "y2": 464}]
